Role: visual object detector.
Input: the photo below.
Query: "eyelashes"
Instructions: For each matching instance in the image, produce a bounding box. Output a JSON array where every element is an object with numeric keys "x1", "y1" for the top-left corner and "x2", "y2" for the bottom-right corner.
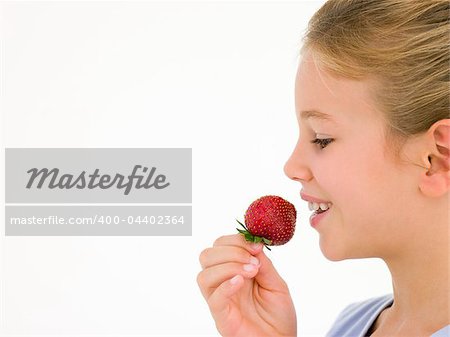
[{"x1": 310, "y1": 137, "x2": 334, "y2": 149}]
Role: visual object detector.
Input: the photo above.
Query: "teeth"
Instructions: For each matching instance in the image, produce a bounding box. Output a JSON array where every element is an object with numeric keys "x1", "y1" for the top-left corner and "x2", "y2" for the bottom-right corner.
[
  {"x1": 308, "y1": 202, "x2": 319, "y2": 211},
  {"x1": 319, "y1": 203, "x2": 329, "y2": 211},
  {"x1": 308, "y1": 201, "x2": 331, "y2": 212}
]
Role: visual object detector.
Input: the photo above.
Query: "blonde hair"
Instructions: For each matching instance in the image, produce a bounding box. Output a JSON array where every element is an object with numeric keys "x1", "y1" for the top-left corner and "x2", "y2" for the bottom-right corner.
[{"x1": 301, "y1": 0, "x2": 449, "y2": 157}]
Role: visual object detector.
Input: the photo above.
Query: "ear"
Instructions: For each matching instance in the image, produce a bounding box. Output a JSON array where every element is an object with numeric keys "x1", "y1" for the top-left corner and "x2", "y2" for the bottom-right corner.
[{"x1": 418, "y1": 119, "x2": 450, "y2": 198}]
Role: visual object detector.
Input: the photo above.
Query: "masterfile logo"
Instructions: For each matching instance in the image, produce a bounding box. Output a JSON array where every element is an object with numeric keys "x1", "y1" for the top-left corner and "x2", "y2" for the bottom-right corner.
[
  {"x1": 5, "y1": 148, "x2": 192, "y2": 236},
  {"x1": 26, "y1": 165, "x2": 170, "y2": 195},
  {"x1": 6, "y1": 148, "x2": 191, "y2": 203}
]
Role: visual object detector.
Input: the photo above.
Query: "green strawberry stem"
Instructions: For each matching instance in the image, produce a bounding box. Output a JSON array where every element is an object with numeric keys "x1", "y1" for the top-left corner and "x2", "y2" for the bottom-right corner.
[{"x1": 235, "y1": 219, "x2": 272, "y2": 251}]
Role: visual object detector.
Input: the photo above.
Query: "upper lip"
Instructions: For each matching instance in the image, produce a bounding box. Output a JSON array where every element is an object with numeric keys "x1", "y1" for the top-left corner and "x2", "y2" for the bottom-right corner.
[{"x1": 300, "y1": 191, "x2": 331, "y2": 204}]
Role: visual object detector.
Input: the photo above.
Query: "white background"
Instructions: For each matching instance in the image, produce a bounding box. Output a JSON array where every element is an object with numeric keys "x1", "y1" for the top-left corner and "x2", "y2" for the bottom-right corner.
[{"x1": 0, "y1": 1, "x2": 392, "y2": 336}]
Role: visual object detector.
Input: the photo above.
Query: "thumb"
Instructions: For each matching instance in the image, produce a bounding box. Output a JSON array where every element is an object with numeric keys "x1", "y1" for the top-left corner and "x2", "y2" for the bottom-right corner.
[{"x1": 254, "y1": 249, "x2": 287, "y2": 291}]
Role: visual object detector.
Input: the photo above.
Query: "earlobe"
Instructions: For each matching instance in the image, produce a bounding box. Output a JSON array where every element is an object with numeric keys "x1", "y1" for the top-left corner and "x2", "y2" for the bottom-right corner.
[{"x1": 418, "y1": 120, "x2": 450, "y2": 198}]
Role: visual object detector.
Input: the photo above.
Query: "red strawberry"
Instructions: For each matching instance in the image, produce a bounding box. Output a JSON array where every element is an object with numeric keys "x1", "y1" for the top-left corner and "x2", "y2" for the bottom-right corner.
[{"x1": 236, "y1": 195, "x2": 297, "y2": 250}]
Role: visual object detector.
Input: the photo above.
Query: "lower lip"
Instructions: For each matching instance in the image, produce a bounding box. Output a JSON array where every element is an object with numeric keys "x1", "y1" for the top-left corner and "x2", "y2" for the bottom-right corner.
[{"x1": 309, "y1": 208, "x2": 330, "y2": 227}]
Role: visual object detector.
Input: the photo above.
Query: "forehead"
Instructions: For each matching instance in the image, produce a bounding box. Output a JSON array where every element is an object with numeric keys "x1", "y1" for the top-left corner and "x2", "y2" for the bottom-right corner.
[{"x1": 295, "y1": 53, "x2": 380, "y2": 124}]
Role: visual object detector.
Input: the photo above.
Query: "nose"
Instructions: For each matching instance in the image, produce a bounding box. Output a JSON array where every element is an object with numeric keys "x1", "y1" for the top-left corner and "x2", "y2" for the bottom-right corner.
[{"x1": 283, "y1": 137, "x2": 313, "y2": 183}]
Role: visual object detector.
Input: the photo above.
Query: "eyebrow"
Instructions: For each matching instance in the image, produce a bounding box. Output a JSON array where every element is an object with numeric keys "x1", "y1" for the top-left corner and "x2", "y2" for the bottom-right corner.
[{"x1": 299, "y1": 109, "x2": 335, "y2": 122}]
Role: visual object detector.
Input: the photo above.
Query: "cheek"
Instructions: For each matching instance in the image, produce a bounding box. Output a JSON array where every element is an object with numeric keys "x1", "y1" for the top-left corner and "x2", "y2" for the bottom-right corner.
[
  {"x1": 327, "y1": 146, "x2": 401, "y2": 233},
  {"x1": 313, "y1": 135, "x2": 410, "y2": 257},
  {"x1": 315, "y1": 144, "x2": 389, "y2": 212}
]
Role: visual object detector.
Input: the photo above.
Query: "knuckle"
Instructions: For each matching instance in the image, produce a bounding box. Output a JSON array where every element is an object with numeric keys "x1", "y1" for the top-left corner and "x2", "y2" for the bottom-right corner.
[
  {"x1": 196, "y1": 271, "x2": 205, "y2": 287},
  {"x1": 198, "y1": 248, "x2": 210, "y2": 267},
  {"x1": 213, "y1": 235, "x2": 227, "y2": 247}
]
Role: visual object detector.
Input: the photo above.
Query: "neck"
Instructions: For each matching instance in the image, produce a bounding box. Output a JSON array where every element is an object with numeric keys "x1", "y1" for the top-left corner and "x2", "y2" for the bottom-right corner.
[{"x1": 381, "y1": 209, "x2": 450, "y2": 334}]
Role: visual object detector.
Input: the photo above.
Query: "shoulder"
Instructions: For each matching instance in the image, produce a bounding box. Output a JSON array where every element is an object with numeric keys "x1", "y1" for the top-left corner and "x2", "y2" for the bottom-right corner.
[
  {"x1": 432, "y1": 325, "x2": 450, "y2": 337},
  {"x1": 325, "y1": 294, "x2": 394, "y2": 337}
]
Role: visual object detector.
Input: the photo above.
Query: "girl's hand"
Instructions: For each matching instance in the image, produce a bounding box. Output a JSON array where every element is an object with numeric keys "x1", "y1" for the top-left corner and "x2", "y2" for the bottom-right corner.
[{"x1": 197, "y1": 234, "x2": 297, "y2": 337}]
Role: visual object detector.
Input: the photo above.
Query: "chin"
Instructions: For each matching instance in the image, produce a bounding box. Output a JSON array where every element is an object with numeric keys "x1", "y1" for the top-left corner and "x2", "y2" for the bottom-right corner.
[
  {"x1": 319, "y1": 238, "x2": 368, "y2": 261},
  {"x1": 322, "y1": 250, "x2": 348, "y2": 262},
  {"x1": 319, "y1": 239, "x2": 347, "y2": 261}
]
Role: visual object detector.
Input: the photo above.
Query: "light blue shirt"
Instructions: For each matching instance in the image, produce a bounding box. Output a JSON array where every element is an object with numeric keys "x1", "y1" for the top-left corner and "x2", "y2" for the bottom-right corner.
[{"x1": 325, "y1": 294, "x2": 450, "y2": 337}]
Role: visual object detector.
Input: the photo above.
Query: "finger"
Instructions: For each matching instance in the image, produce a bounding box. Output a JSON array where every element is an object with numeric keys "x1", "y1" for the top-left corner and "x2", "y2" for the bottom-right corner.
[
  {"x1": 213, "y1": 233, "x2": 264, "y2": 255},
  {"x1": 212, "y1": 235, "x2": 287, "y2": 292},
  {"x1": 253, "y1": 249, "x2": 289, "y2": 292},
  {"x1": 197, "y1": 261, "x2": 260, "y2": 300},
  {"x1": 207, "y1": 275, "x2": 244, "y2": 323},
  {"x1": 199, "y1": 245, "x2": 260, "y2": 269}
]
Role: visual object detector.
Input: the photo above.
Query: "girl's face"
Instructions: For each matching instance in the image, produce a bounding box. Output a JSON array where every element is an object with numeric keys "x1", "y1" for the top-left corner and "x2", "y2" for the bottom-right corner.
[{"x1": 284, "y1": 52, "x2": 421, "y2": 261}]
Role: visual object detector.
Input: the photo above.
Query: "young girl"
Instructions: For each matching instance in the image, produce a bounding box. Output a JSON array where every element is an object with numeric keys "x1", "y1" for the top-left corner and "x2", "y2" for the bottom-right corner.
[{"x1": 197, "y1": 0, "x2": 449, "y2": 336}]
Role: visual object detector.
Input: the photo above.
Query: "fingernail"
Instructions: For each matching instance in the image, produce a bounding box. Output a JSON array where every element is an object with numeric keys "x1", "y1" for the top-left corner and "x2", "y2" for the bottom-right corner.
[
  {"x1": 230, "y1": 275, "x2": 240, "y2": 285},
  {"x1": 249, "y1": 256, "x2": 259, "y2": 266},
  {"x1": 243, "y1": 263, "x2": 256, "y2": 272},
  {"x1": 250, "y1": 243, "x2": 262, "y2": 250}
]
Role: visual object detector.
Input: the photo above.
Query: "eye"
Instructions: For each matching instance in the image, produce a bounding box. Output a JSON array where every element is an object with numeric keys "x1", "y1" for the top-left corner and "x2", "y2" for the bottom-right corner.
[{"x1": 311, "y1": 137, "x2": 334, "y2": 149}]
